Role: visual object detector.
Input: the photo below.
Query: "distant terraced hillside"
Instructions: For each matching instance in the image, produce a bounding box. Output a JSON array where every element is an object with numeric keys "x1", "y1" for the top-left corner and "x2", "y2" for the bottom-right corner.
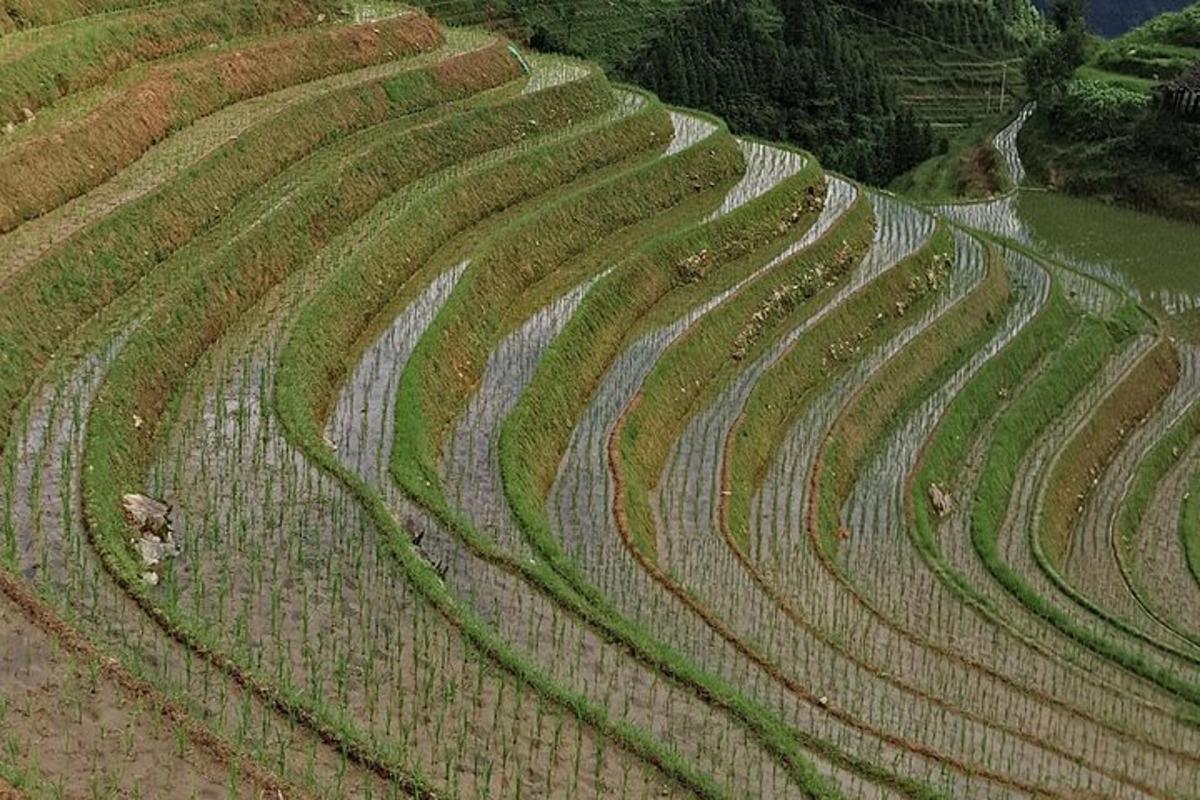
[
  {"x1": 847, "y1": 0, "x2": 1038, "y2": 130},
  {"x1": 1, "y1": 4, "x2": 1200, "y2": 800}
]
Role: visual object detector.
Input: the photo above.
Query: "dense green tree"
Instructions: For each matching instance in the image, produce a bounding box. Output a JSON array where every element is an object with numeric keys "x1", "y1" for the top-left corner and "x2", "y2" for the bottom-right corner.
[{"x1": 1025, "y1": 0, "x2": 1090, "y2": 102}]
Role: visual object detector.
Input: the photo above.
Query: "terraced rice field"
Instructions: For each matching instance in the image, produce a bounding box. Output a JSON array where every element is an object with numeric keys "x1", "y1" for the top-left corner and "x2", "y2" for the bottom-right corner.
[{"x1": 1, "y1": 5, "x2": 1199, "y2": 799}]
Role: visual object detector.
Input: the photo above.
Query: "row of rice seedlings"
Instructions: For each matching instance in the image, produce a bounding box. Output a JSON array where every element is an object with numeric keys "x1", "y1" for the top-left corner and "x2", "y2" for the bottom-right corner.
[
  {"x1": 429, "y1": 125, "x2": 927, "y2": 800},
  {"x1": 0, "y1": 10, "x2": 445, "y2": 232},
  {"x1": 0, "y1": 596, "x2": 254, "y2": 799},
  {"x1": 933, "y1": 195, "x2": 1031, "y2": 246},
  {"x1": 810, "y1": 245, "x2": 1189, "y2": 795},
  {"x1": 964, "y1": 303, "x2": 1200, "y2": 712},
  {"x1": 1065, "y1": 344, "x2": 1200, "y2": 655},
  {"x1": 618, "y1": 216, "x2": 1096, "y2": 798},
  {"x1": 0, "y1": 35, "x2": 525, "y2": 465},
  {"x1": 1117, "y1": 347, "x2": 1200, "y2": 647},
  {"x1": 522, "y1": 57, "x2": 592, "y2": 96},
  {"x1": 1035, "y1": 336, "x2": 1200, "y2": 672},
  {"x1": 71, "y1": 60, "x2": 620, "y2": 797},
  {"x1": 373, "y1": 114, "x2": 815, "y2": 798},
  {"x1": 271, "y1": 78, "x2": 764, "y2": 797},
  {"x1": 155, "y1": 89, "x2": 676, "y2": 791},
  {"x1": 906, "y1": 288, "x2": 1200, "y2": 756},
  {"x1": 0, "y1": 0, "x2": 347, "y2": 125},
  {"x1": 1, "y1": 41, "x2": 530, "y2": 563},
  {"x1": 441, "y1": 128, "x2": 945, "y2": 796},
  {"x1": 501, "y1": 162, "x2": 978, "y2": 799},
  {"x1": 432, "y1": 103, "x2": 709, "y2": 549},
  {"x1": 1, "y1": 323, "x2": 390, "y2": 799},
  {"x1": 747, "y1": 230, "x2": 1200, "y2": 765},
  {"x1": 269, "y1": 94, "x2": 764, "y2": 798},
  {"x1": 914, "y1": 100, "x2": 1200, "y2": 712},
  {"x1": 355, "y1": 120, "x2": 902, "y2": 800},
  {"x1": 442, "y1": 273, "x2": 607, "y2": 558},
  {"x1": 0, "y1": 61, "x2": 544, "y2": 796},
  {"x1": 163, "y1": 289, "x2": 675, "y2": 800},
  {"x1": 679, "y1": 228, "x2": 1116, "y2": 797},
  {"x1": 155, "y1": 59, "x2": 690, "y2": 799}
]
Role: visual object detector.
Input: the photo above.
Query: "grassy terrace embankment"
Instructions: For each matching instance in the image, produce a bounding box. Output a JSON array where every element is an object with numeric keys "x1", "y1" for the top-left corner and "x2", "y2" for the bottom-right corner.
[
  {"x1": 79, "y1": 53, "x2": 618, "y2": 794},
  {"x1": 0, "y1": 37, "x2": 515, "y2": 463},
  {"x1": 957, "y1": 302, "x2": 1200, "y2": 710},
  {"x1": 0, "y1": 0, "x2": 345, "y2": 125},
  {"x1": 1115, "y1": 393, "x2": 1200, "y2": 649},
  {"x1": 275, "y1": 100, "x2": 864, "y2": 798},
  {"x1": 0, "y1": 0, "x2": 161, "y2": 31},
  {"x1": 0, "y1": 9, "x2": 444, "y2": 232},
  {"x1": 722, "y1": 228, "x2": 962, "y2": 552},
  {"x1": 616, "y1": 195, "x2": 877, "y2": 557}
]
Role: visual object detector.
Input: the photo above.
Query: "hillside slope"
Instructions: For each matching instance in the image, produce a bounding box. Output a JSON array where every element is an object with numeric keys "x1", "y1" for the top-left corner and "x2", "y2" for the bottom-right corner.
[
  {"x1": 3, "y1": 4, "x2": 1200, "y2": 799},
  {"x1": 1019, "y1": 1, "x2": 1200, "y2": 221},
  {"x1": 418, "y1": 0, "x2": 1039, "y2": 183}
]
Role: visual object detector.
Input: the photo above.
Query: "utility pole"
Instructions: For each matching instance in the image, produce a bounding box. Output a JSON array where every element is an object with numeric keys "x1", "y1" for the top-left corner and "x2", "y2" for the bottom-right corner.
[{"x1": 999, "y1": 63, "x2": 1008, "y2": 115}]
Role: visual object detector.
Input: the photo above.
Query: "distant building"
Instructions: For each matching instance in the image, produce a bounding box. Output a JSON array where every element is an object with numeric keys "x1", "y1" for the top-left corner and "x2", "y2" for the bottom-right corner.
[{"x1": 1161, "y1": 63, "x2": 1200, "y2": 118}]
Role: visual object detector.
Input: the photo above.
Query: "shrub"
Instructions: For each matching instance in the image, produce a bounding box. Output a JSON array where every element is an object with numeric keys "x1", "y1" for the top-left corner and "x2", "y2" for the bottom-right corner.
[{"x1": 1056, "y1": 79, "x2": 1151, "y2": 139}]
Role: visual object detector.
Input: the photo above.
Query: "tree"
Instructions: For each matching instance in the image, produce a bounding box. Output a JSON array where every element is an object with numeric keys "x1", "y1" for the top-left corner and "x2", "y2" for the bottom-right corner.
[{"x1": 1025, "y1": 0, "x2": 1090, "y2": 102}]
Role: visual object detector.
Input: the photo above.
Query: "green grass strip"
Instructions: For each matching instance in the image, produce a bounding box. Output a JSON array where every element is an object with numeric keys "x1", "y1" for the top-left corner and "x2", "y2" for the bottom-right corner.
[
  {"x1": 1, "y1": 0, "x2": 163, "y2": 32},
  {"x1": 77, "y1": 74, "x2": 622, "y2": 795},
  {"x1": 0, "y1": 0, "x2": 343, "y2": 123},
  {"x1": 1185, "y1": 462, "x2": 1200, "y2": 596},
  {"x1": 725, "y1": 227, "x2": 958, "y2": 552},
  {"x1": 1116, "y1": 403, "x2": 1200, "y2": 649},
  {"x1": 274, "y1": 103, "x2": 747, "y2": 796},
  {"x1": 1033, "y1": 338, "x2": 1200, "y2": 668},
  {"x1": 910, "y1": 289, "x2": 1074, "y2": 606},
  {"x1": 619, "y1": 196, "x2": 876, "y2": 558},
  {"x1": 815, "y1": 241, "x2": 1011, "y2": 553},
  {"x1": 961, "y1": 302, "x2": 1200, "y2": 712},
  {"x1": 0, "y1": 41, "x2": 530, "y2": 460},
  {"x1": 0, "y1": 11, "x2": 445, "y2": 231},
  {"x1": 499, "y1": 169, "x2": 957, "y2": 798}
]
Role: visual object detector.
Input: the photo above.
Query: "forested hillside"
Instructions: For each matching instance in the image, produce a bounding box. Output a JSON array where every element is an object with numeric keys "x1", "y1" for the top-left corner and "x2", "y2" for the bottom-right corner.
[{"x1": 420, "y1": 0, "x2": 1039, "y2": 184}]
